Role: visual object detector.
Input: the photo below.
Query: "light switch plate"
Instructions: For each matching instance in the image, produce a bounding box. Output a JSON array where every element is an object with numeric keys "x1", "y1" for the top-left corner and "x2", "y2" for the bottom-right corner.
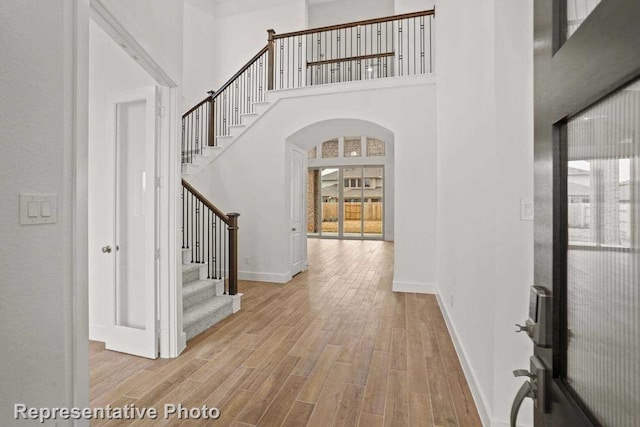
[
  {"x1": 20, "y1": 194, "x2": 57, "y2": 225},
  {"x1": 520, "y1": 197, "x2": 534, "y2": 221}
]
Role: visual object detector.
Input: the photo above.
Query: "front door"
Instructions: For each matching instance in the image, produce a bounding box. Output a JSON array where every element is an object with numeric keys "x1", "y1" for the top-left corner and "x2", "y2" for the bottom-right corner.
[
  {"x1": 532, "y1": 0, "x2": 640, "y2": 425},
  {"x1": 103, "y1": 86, "x2": 159, "y2": 359}
]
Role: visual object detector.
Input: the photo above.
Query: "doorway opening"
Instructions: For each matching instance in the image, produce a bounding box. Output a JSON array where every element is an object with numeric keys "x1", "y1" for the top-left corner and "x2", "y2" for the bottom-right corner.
[{"x1": 306, "y1": 137, "x2": 389, "y2": 240}]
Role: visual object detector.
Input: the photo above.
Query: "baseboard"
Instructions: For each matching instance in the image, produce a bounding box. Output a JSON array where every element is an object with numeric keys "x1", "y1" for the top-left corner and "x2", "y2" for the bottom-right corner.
[
  {"x1": 392, "y1": 280, "x2": 438, "y2": 294},
  {"x1": 89, "y1": 325, "x2": 108, "y2": 343},
  {"x1": 177, "y1": 332, "x2": 186, "y2": 357},
  {"x1": 238, "y1": 270, "x2": 290, "y2": 283},
  {"x1": 435, "y1": 293, "x2": 493, "y2": 427}
]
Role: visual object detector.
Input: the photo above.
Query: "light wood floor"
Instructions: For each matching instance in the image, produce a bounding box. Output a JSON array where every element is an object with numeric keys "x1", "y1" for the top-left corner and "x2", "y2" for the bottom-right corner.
[{"x1": 90, "y1": 239, "x2": 481, "y2": 427}]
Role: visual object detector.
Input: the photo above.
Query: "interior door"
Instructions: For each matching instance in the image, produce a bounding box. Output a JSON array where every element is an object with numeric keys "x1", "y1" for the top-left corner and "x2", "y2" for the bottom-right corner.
[
  {"x1": 104, "y1": 86, "x2": 159, "y2": 359},
  {"x1": 531, "y1": 0, "x2": 640, "y2": 425},
  {"x1": 290, "y1": 145, "x2": 306, "y2": 276}
]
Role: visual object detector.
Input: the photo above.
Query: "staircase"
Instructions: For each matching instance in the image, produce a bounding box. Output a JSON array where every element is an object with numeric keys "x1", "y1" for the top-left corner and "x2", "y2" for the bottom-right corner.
[
  {"x1": 181, "y1": 100, "x2": 272, "y2": 179},
  {"x1": 180, "y1": 179, "x2": 240, "y2": 343},
  {"x1": 181, "y1": 251, "x2": 233, "y2": 341},
  {"x1": 178, "y1": 9, "x2": 435, "y2": 342}
]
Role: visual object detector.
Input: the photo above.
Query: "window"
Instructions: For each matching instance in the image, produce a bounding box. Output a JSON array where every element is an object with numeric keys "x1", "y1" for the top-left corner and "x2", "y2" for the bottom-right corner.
[
  {"x1": 344, "y1": 178, "x2": 361, "y2": 188},
  {"x1": 344, "y1": 137, "x2": 361, "y2": 157},
  {"x1": 321, "y1": 139, "x2": 339, "y2": 158},
  {"x1": 364, "y1": 178, "x2": 373, "y2": 188},
  {"x1": 366, "y1": 138, "x2": 385, "y2": 156}
]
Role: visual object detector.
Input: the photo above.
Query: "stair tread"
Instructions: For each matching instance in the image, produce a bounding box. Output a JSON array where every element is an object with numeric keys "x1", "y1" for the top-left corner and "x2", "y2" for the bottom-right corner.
[
  {"x1": 184, "y1": 296, "x2": 233, "y2": 326},
  {"x1": 182, "y1": 262, "x2": 206, "y2": 272},
  {"x1": 183, "y1": 279, "x2": 221, "y2": 298}
]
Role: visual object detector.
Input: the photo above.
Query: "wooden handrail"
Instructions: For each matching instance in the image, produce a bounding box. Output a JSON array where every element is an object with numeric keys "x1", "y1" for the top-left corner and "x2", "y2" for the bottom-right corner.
[
  {"x1": 213, "y1": 45, "x2": 269, "y2": 100},
  {"x1": 273, "y1": 9, "x2": 435, "y2": 40},
  {"x1": 183, "y1": 96, "x2": 211, "y2": 119},
  {"x1": 182, "y1": 45, "x2": 268, "y2": 117},
  {"x1": 307, "y1": 51, "x2": 395, "y2": 67},
  {"x1": 181, "y1": 178, "x2": 230, "y2": 224}
]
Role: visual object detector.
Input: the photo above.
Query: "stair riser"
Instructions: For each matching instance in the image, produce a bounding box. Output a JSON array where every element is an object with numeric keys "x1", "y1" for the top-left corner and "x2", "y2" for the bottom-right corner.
[
  {"x1": 182, "y1": 265, "x2": 203, "y2": 284},
  {"x1": 184, "y1": 304, "x2": 233, "y2": 341},
  {"x1": 229, "y1": 126, "x2": 245, "y2": 138},
  {"x1": 240, "y1": 114, "x2": 258, "y2": 127},
  {"x1": 182, "y1": 249, "x2": 192, "y2": 265},
  {"x1": 183, "y1": 286, "x2": 218, "y2": 311},
  {"x1": 253, "y1": 103, "x2": 269, "y2": 115}
]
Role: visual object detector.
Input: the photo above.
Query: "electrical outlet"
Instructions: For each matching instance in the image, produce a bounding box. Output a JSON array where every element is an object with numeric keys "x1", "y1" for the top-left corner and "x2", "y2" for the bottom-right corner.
[
  {"x1": 245, "y1": 256, "x2": 250, "y2": 265},
  {"x1": 450, "y1": 295, "x2": 455, "y2": 307}
]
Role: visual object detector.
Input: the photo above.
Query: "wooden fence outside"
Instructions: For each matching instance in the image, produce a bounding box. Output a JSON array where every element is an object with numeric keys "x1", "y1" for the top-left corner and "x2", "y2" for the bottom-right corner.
[{"x1": 322, "y1": 202, "x2": 382, "y2": 221}]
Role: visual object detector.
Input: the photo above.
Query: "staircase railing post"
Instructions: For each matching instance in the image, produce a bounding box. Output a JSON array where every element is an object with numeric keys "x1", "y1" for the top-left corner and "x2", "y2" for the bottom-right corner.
[
  {"x1": 227, "y1": 213, "x2": 240, "y2": 295},
  {"x1": 207, "y1": 90, "x2": 216, "y2": 146},
  {"x1": 267, "y1": 29, "x2": 276, "y2": 90}
]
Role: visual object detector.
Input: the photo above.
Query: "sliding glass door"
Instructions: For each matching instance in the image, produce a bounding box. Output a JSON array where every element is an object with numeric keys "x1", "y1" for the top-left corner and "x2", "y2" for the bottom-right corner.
[{"x1": 309, "y1": 166, "x2": 384, "y2": 239}]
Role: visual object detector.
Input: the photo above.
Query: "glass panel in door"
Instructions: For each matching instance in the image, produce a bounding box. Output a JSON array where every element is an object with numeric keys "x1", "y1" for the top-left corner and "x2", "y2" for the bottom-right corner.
[
  {"x1": 321, "y1": 168, "x2": 339, "y2": 236},
  {"x1": 363, "y1": 167, "x2": 383, "y2": 238},
  {"x1": 565, "y1": 79, "x2": 639, "y2": 426},
  {"x1": 343, "y1": 167, "x2": 363, "y2": 237},
  {"x1": 115, "y1": 99, "x2": 148, "y2": 330}
]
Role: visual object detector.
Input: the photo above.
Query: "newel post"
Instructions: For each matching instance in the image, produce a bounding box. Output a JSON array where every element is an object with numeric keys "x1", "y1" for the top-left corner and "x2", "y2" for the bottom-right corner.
[
  {"x1": 207, "y1": 90, "x2": 216, "y2": 147},
  {"x1": 267, "y1": 29, "x2": 276, "y2": 90},
  {"x1": 227, "y1": 213, "x2": 240, "y2": 295}
]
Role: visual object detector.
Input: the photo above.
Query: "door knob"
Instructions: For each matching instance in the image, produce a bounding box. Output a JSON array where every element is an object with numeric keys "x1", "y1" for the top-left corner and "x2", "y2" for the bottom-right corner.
[
  {"x1": 511, "y1": 379, "x2": 534, "y2": 427},
  {"x1": 101, "y1": 245, "x2": 112, "y2": 253},
  {"x1": 292, "y1": 228, "x2": 297, "y2": 231},
  {"x1": 510, "y1": 356, "x2": 547, "y2": 427}
]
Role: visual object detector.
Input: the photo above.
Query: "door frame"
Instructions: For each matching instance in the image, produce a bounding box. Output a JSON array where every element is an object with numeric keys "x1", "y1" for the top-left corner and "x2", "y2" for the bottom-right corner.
[
  {"x1": 288, "y1": 143, "x2": 308, "y2": 277},
  {"x1": 533, "y1": 0, "x2": 640, "y2": 425},
  {"x1": 308, "y1": 165, "x2": 386, "y2": 240},
  {"x1": 70, "y1": 0, "x2": 182, "y2": 418}
]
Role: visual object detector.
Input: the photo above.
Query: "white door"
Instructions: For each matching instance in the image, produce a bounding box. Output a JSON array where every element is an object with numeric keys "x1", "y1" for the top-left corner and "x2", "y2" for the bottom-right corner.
[
  {"x1": 103, "y1": 86, "x2": 158, "y2": 359},
  {"x1": 290, "y1": 145, "x2": 306, "y2": 276}
]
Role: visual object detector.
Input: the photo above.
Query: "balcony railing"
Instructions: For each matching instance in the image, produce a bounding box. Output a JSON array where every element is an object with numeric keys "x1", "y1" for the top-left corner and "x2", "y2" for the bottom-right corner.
[
  {"x1": 268, "y1": 9, "x2": 435, "y2": 90},
  {"x1": 181, "y1": 9, "x2": 435, "y2": 162}
]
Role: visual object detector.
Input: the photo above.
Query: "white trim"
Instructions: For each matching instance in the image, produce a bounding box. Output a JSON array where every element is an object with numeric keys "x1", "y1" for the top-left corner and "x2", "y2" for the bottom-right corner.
[
  {"x1": 231, "y1": 293, "x2": 243, "y2": 313},
  {"x1": 178, "y1": 332, "x2": 187, "y2": 356},
  {"x1": 89, "y1": 0, "x2": 176, "y2": 87},
  {"x1": 392, "y1": 280, "x2": 438, "y2": 294},
  {"x1": 238, "y1": 270, "x2": 291, "y2": 283},
  {"x1": 267, "y1": 73, "x2": 436, "y2": 102},
  {"x1": 70, "y1": 0, "x2": 90, "y2": 422},
  {"x1": 436, "y1": 293, "x2": 493, "y2": 427},
  {"x1": 89, "y1": 325, "x2": 108, "y2": 343},
  {"x1": 89, "y1": 0, "x2": 181, "y2": 359}
]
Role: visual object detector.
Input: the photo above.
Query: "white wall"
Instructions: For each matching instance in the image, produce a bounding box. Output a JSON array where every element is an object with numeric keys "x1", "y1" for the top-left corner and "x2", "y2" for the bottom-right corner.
[
  {"x1": 211, "y1": 0, "x2": 307, "y2": 89},
  {"x1": 87, "y1": 20, "x2": 156, "y2": 339},
  {"x1": 394, "y1": 0, "x2": 434, "y2": 14},
  {"x1": 435, "y1": 0, "x2": 534, "y2": 426},
  {"x1": 307, "y1": 0, "x2": 394, "y2": 28},
  {"x1": 183, "y1": 0, "x2": 217, "y2": 110},
  {"x1": 0, "y1": 0, "x2": 89, "y2": 424},
  {"x1": 192, "y1": 76, "x2": 437, "y2": 289},
  {"x1": 98, "y1": 0, "x2": 184, "y2": 84}
]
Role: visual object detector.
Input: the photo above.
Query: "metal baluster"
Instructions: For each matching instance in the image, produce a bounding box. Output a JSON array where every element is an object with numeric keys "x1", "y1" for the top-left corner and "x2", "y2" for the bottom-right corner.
[
  {"x1": 429, "y1": 16, "x2": 433, "y2": 73},
  {"x1": 190, "y1": 192, "x2": 194, "y2": 262},
  {"x1": 207, "y1": 209, "x2": 210, "y2": 278},
  {"x1": 195, "y1": 199, "x2": 200, "y2": 263},
  {"x1": 398, "y1": 19, "x2": 403, "y2": 76},
  {"x1": 413, "y1": 17, "x2": 416, "y2": 75},
  {"x1": 181, "y1": 188, "x2": 185, "y2": 248},
  {"x1": 420, "y1": 16, "x2": 425, "y2": 74}
]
